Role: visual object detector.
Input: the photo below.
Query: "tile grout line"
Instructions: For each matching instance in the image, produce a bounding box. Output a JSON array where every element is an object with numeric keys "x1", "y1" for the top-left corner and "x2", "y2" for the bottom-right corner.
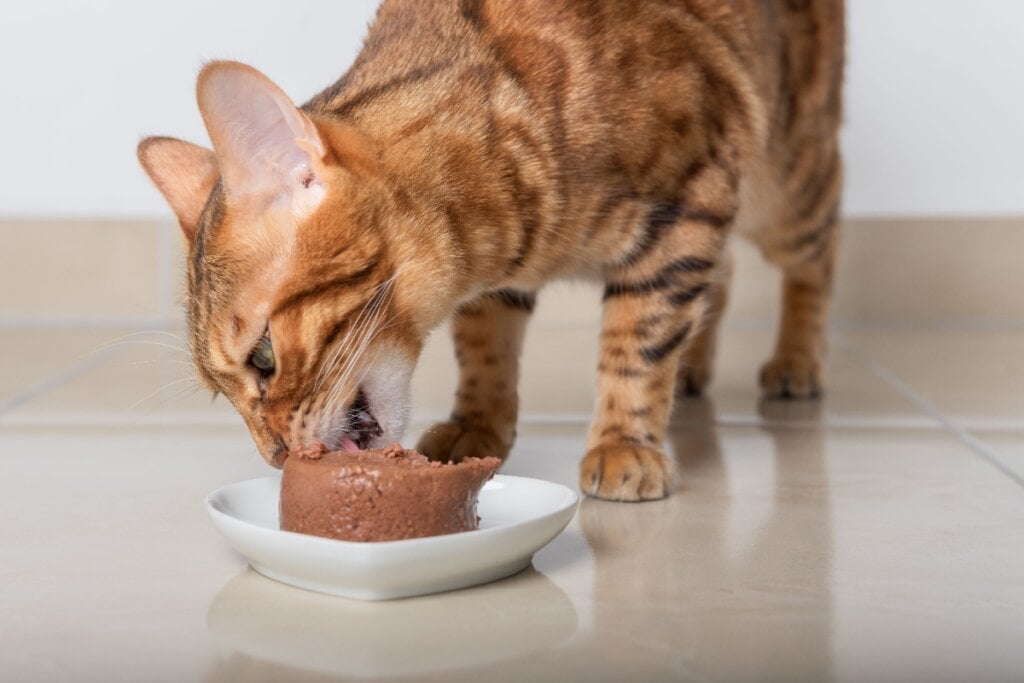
[
  {"x1": 835, "y1": 334, "x2": 1024, "y2": 491},
  {"x1": 831, "y1": 319, "x2": 1024, "y2": 333},
  {"x1": 0, "y1": 347, "x2": 120, "y2": 419},
  {"x1": 0, "y1": 410, "x2": 952, "y2": 432}
]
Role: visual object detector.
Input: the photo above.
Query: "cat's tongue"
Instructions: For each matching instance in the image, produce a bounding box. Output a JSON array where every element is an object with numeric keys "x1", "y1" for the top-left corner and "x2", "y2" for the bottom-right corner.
[{"x1": 338, "y1": 436, "x2": 361, "y2": 452}]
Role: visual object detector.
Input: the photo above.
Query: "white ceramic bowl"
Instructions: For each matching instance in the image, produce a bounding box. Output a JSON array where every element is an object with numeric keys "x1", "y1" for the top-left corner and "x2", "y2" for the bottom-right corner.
[{"x1": 205, "y1": 474, "x2": 579, "y2": 600}]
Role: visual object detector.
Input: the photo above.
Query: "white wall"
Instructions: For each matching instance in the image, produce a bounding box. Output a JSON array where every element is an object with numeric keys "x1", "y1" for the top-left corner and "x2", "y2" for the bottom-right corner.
[
  {"x1": 0, "y1": 0, "x2": 1021, "y2": 219},
  {"x1": 842, "y1": 0, "x2": 1024, "y2": 217},
  {"x1": 0, "y1": 0, "x2": 379, "y2": 217}
]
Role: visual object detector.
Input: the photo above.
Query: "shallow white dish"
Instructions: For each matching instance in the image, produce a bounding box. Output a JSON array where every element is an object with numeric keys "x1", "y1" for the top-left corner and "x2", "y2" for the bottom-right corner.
[{"x1": 205, "y1": 474, "x2": 579, "y2": 601}]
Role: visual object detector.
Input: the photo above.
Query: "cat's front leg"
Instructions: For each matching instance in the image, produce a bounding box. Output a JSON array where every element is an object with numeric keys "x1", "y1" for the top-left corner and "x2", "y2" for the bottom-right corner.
[
  {"x1": 417, "y1": 289, "x2": 535, "y2": 463},
  {"x1": 582, "y1": 210, "x2": 731, "y2": 501}
]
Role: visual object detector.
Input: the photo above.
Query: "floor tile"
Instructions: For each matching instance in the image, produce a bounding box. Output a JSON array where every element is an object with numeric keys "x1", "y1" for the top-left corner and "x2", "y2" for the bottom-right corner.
[
  {"x1": 705, "y1": 328, "x2": 929, "y2": 427},
  {"x1": 842, "y1": 328, "x2": 1024, "y2": 429},
  {"x1": 0, "y1": 425, "x2": 261, "y2": 682},
  {"x1": 971, "y1": 430, "x2": 1024, "y2": 481},
  {"x1": 0, "y1": 327, "x2": 135, "y2": 410},
  {"x1": 0, "y1": 328, "x2": 242, "y2": 426},
  {"x1": 1, "y1": 412, "x2": 1021, "y2": 682},
  {"x1": 573, "y1": 411, "x2": 1024, "y2": 683}
]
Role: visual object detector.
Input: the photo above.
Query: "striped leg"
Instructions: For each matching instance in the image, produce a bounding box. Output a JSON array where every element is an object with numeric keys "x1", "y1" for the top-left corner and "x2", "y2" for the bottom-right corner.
[
  {"x1": 676, "y1": 253, "x2": 732, "y2": 397},
  {"x1": 760, "y1": 234, "x2": 836, "y2": 398},
  {"x1": 761, "y1": 147, "x2": 841, "y2": 399},
  {"x1": 581, "y1": 196, "x2": 733, "y2": 501},
  {"x1": 417, "y1": 289, "x2": 534, "y2": 463}
]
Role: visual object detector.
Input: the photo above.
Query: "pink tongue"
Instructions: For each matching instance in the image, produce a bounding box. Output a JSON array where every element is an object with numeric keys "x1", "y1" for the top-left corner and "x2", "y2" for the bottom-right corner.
[{"x1": 338, "y1": 436, "x2": 360, "y2": 452}]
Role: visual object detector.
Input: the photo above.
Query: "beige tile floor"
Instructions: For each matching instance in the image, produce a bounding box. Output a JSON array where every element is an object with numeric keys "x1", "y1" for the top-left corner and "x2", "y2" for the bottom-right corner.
[{"x1": 1, "y1": 322, "x2": 1023, "y2": 683}]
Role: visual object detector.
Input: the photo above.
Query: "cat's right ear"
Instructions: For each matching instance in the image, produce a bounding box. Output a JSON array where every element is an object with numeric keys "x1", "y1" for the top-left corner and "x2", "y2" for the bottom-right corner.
[{"x1": 137, "y1": 137, "x2": 219, "y2": 242}]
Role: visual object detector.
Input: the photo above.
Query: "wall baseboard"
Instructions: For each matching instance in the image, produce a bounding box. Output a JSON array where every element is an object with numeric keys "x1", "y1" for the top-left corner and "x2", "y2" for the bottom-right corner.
[{"x1": 1, "y1": 217, "x2": 1020, "y2": 329}]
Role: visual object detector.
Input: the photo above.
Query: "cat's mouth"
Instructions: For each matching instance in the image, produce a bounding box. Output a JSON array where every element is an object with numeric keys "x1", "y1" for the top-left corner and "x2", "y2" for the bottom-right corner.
[{"x1": 336, "y1": 387, "x2": 383, "y2": 451}]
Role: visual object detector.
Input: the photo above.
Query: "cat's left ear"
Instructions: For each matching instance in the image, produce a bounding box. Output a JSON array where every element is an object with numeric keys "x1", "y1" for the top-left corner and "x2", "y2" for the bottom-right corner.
[
  {"x1": 196, "y1": 61, "x2": 327, "y2": 212},
  {"x1": 137, "y1": 137, "x2": 219, "y2": 241}
]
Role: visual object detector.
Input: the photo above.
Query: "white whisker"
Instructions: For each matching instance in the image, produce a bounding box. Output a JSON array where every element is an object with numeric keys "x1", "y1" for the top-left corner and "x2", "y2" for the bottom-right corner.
[
  {"x1": 128, "y1": 359, "x2": 195, "y2": 368},
  {"x1": 148, "y1": 384, "x2": 204, "y2": 411},
  {"x1": 90, "y1": 339, "x2": 190, "y2": 357},
  {"x1": 100, "y1": 330, "x2": 185, "y2": 346},
  {"x1": 319, "y1": 273, "x2": 395, "y2": 398},
  {"x1": 312, "y1": 278, "x2": 382, "y2": 393},
  {"x1": 132, "y1": 382, "x2": 206, "y2": 416},
  {"x1": 323, "y1": 311, "x2": 399, "y2": 425},
  {"x1": 325, "y1": 282, "x2": 396, "y2": 408},
  {"x1": 127, "y1": 377, "x2": 199, "y2": 411},
  {"x1": 311, "y1": 271, "x2": 400, "y2": 395},
  {"x1": 312, "y1": 292, "x2": 374, "y2": 394}
]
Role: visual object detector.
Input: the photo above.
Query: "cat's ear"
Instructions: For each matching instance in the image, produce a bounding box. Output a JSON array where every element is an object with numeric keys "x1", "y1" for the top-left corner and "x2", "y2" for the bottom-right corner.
[
  {"x1": 196, "y1": 61, "x2": 326, "y2": 212},
  {"x1": 137, "y1": 136, "x2": 219, "y2": 241}
]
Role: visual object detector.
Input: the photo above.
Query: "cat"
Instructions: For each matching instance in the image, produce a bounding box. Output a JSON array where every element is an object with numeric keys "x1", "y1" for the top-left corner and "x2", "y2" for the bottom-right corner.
[{"x1": 138, "y1": 0, "x2": 844, "y2": 501}]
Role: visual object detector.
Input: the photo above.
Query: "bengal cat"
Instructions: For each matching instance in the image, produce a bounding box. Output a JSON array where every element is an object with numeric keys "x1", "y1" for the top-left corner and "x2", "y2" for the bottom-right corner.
[{"x1": 138, "y1": 0, "x2": 844, "y2": 501}]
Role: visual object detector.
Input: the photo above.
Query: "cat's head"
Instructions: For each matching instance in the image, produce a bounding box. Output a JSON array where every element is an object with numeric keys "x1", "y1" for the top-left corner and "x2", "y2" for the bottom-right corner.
[{"x1": 138, "y1": 62, "x2": 452, "y2": 466}]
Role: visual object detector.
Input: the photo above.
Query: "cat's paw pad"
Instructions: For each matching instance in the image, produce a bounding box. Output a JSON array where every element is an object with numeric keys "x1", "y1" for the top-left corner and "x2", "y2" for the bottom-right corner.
[
  {"x1": 416, "y1": 420, "x2": 510, "y2": 463},
  {"x1": 759, "y1": 354, "x2": 823, "y2": 399},
  {"x1": 579, "y1": 444, "x2": 672, "y2": 502}
]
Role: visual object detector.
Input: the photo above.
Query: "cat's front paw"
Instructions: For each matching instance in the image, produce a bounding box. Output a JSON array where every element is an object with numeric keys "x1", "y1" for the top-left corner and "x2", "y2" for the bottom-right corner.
[
  {"x1": 759, "y1": 354, "x2": 823, "y2": 399},
  {"x1": 579, "y1": 444, "x2": 672, "y2": 502},
  {"x1": 416, "y1": 420, "x2": 511, "y2": 463}
]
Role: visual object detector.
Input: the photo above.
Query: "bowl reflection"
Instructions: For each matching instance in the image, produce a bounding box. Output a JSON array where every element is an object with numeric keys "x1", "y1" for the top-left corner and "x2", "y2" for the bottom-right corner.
[{"x1": 206, "y1": 566, "x2": 578, "y2": 680}]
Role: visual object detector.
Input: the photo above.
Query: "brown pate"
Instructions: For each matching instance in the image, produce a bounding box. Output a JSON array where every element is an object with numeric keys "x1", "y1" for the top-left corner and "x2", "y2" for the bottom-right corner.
[{"x1": 279, "y1": 444, "x2": 501, "y2": 542}]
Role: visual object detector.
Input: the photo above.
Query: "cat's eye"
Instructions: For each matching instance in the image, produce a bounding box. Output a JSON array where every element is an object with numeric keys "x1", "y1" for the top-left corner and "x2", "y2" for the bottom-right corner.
[{"x1": 249, "y1": 334, "x2": 275, "y2": 376}]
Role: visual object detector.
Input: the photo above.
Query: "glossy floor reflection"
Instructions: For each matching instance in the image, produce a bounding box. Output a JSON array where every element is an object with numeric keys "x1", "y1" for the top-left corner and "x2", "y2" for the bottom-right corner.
[
  {"x1": 206, "y1": 567, "x2": 579, "y2": 680},
  {"x1": 1, "y1": 325, "x2": 1023, "y2": 682}
]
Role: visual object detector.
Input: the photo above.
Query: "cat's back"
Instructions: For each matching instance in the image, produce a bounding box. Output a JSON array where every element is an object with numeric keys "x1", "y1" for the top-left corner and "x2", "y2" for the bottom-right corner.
[
  {"x1": 310, "y1": 0, "x2": 842, "y2": 159},
  {"x1": 305, "y1": 0, "x2": 844, "y2": 256}
]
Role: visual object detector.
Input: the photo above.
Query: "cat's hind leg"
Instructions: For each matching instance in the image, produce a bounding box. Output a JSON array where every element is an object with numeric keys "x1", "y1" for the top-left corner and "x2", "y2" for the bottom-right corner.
[
  {"x1": 416, "y1": 289, "x2": 534, "y2": 463},
  {"x1": 758, "y1": 150, "x2": 841, "y2": 399}
]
